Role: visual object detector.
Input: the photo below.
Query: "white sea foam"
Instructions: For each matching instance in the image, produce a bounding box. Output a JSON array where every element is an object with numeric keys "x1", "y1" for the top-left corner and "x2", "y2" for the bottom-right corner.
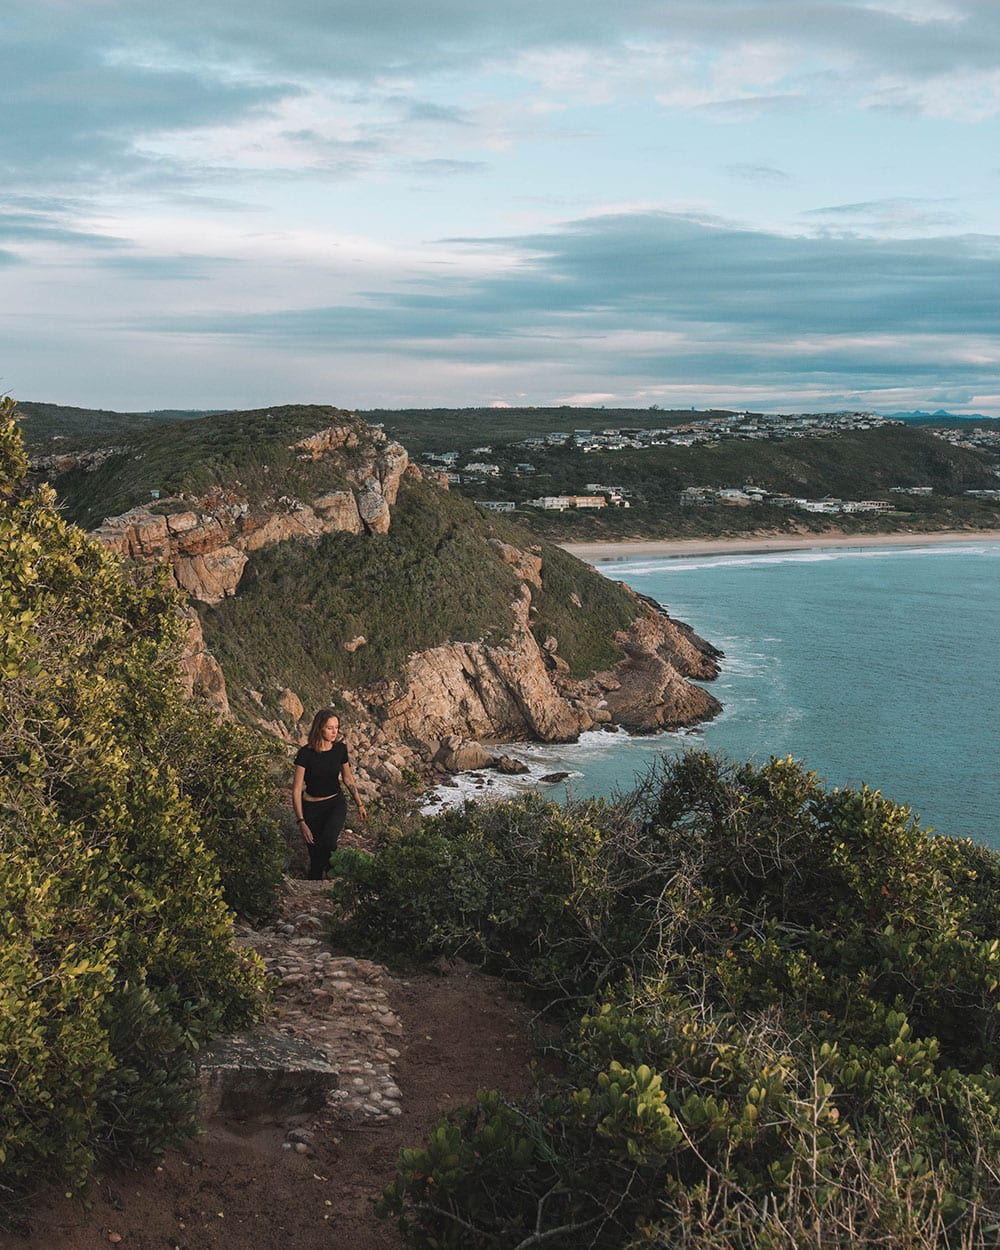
[
  {"x1": 611, "y1": 542, "x2": 996, "y2": 580},
  {"x1": 419, "y1": 727, "x2": 700, "y2": 813}
]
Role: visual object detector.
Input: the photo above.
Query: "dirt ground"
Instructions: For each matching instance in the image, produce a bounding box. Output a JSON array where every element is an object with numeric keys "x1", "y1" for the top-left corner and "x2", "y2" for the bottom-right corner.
[{"x1": 3, "y1": 969, "x2": 541, "y2": 1250}]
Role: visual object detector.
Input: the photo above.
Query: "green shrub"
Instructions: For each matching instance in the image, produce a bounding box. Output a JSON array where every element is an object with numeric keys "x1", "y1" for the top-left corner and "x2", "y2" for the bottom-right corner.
[
  {"x1": 328, "y1": 749, "x2": 1000, "y2": 1248},
  {"x1": 0, "y1": 401, "x2": 269, "y2": 1212}
]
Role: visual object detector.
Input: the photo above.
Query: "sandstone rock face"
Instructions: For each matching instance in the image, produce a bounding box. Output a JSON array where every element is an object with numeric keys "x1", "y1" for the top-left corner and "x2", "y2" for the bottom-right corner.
[
  {"x1": 581, "y1": 612, "x2": 723, "y2": 733},
  {"x1": 356, "y1": 569, "x2": 722, "y2": 761},
  {"x1": 179, "y1": 608, "x2": 230, "y2": 715},
  {"x1": 495, "y1": 754, "x2": 529, "y2": 775},
  {"x1": 278, "y1": 687, "x2": 304, "y2": 721},
  {"x1": 355, "y1": 479, "x2": 391, "y2": 535},
  {"x1": 434, "y1": 736, "x2": 495, "y2": 772},
  {"x1": 173, "y1": 545, "x2": 248, "y2": 602},
  {"x1": 91, "y1": 425, "x2": 411, "y2": 603},
  {"x1": 313, "y1": 491, "x2": 364, "y2": 534},
  {"x1": 369, "y1": 586, "x2": 582, "y2": 747},
  {"x1": 372, "y1": 443, "x2": 409, "y2": 505},
  {"x1": 292, "y1": 425, "x2": 357, "y2": 459},
  {"x1": 487, "y1": 538, "x2": 543, "y2": 588}
]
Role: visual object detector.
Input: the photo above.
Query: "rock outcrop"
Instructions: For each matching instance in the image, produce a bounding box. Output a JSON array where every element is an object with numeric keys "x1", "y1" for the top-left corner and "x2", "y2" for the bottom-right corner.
[
  {"x1": 369, "y1": 585, "x2": 582, "y2": 748},
  {"x1": 179, "y1": 607, "x2": 230, "y2": 715},
  {"x1": 91, "y1": 426, "x2": 412, "y2": 606},
  {"x1": 82, "y1": 411, "x2": 723, "y2": 789},
  {"x1": 356, "y1": 566, "x2": 721, "y2": 761}
]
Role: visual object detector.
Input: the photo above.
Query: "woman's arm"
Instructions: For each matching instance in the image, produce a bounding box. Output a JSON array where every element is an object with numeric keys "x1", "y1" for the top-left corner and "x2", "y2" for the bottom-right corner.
[
  {"x1": 292, "y1": 764, "x2": 313, "y2": 844},
  {"x1": 341, "y1": 762, "x2": 367, "y2": 822}
]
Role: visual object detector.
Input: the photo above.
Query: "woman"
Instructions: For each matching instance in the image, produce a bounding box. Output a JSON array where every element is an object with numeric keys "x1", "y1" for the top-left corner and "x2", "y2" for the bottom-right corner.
[{"x1": 292, "y1": 708, "x2": 367, "y2": 879}]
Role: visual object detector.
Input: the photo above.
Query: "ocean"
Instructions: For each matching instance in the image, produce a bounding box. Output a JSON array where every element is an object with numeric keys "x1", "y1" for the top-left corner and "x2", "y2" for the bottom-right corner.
[{"x1": 429, "y1": 540, "x2": 1000, "y2": 850}]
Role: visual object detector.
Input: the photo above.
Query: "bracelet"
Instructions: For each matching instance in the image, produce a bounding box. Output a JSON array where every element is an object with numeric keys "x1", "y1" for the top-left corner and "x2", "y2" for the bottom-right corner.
[{"x1": 296, "y1": 817, "x2": 306, "y2": 824}]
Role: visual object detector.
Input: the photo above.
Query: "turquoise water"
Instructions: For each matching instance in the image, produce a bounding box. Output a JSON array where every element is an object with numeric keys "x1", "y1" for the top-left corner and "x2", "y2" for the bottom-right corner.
[{"x1": 438, "y1": 541, "x2": 1000, "y2": 848}]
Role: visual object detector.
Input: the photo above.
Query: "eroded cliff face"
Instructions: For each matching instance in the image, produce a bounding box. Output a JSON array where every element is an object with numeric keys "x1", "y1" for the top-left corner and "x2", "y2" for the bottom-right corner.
[
  {"x1": 358, "y1": 579, "x2": 721, "y2": 756},
  {"x1": 82, "y1": 415, "x2": 723, "y2": 795},
  {"x1": 91, "y1": 424, "x2": 412, "y2": 605}
]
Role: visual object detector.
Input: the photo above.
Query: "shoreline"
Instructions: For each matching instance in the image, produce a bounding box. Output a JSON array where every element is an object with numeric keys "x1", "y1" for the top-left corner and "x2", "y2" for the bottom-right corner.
[{"x1": 558, "y1": 528, "x2": 1000, "y2": 563}]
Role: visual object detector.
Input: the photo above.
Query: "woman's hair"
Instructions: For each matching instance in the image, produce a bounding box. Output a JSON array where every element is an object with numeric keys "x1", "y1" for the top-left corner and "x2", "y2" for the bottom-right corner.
[{"x1": 307, "y1": 707, "x2": 339, "y2": 750}]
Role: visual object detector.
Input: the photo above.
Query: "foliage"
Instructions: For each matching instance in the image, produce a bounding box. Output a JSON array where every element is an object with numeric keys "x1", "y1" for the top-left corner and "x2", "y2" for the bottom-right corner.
[
  {"x1": 527, "y1": 543, "x2": 637, "y2": 674},
  {"x1": 200, "y1": 478, "x2": 647, "y2": 720},
  {"x1": 423, "y1": 420, "x2": 999, "y2": 541},
  {"x1": 156, "y1": 707, "x2": 286, "y2": 923},
  {"x1": 31, "y1": 403, "x2": 371, "y2": 528},
  {"x1": 328, "y1": 749, "x2": 1000, "y2": 1248},
  {"x1": 0, "y1": 401, "x2": 271, "y2": 1212},
  {"x1": 15, "y1": 400, "x2": 207, "y2": 445}
]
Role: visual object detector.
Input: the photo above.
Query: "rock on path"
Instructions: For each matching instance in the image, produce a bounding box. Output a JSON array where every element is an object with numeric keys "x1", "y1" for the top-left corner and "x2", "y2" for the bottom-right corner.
[{"x1": 234, "y1": 877, "x2": 404, "y2": 1132}]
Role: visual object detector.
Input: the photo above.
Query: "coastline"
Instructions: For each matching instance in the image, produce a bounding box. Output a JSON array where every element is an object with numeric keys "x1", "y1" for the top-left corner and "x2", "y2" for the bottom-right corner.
[{"x1": 558, "y1": 528, "x2": 1000, "y2": 563}]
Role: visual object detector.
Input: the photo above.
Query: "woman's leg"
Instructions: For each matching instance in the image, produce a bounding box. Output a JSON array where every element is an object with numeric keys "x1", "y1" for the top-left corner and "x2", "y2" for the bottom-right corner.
[{"x1": 302, "y1": 796, "x2": 347, "y2": 879}]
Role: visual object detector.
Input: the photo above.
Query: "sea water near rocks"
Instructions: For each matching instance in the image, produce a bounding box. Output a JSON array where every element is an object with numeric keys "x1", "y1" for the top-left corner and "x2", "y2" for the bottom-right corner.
[{"x1": 430, "y1": 541, "x2": 1000, "y2": 851}]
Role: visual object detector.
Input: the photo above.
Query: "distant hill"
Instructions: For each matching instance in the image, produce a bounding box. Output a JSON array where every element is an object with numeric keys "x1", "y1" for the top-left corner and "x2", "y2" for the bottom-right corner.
[
  {"x1": 20, "y1": 398, "x2": 1000, "y2": 542},
  {"x1": 363, "y1": 405, "x2": 735, "y2": 455},
  {"x1": 14, "y1": 400, "x2": 216, "y2": 446},
  {"x1": 880, "y1": 410, "x2": 1000, "y2": 427}
]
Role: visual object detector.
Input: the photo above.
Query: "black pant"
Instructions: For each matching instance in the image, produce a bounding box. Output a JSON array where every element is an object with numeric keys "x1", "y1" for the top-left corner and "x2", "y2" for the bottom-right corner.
[{"x1": 302, "y1": 794, "x2": 348, "y2": 879}]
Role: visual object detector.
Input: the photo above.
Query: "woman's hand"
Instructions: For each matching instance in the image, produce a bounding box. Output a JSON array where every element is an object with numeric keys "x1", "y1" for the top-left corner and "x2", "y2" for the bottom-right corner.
[
  {"x1": 298, "y1": 819, "x2": 314, "y2": 845},
  {"x1": 356, "y1": 800, "x2": 367, "y2": 822}
]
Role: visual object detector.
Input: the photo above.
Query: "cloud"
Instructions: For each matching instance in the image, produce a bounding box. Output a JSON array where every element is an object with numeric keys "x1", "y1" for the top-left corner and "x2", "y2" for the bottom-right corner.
[
  {"x1": 0, "y1": 206, "x2": 125, "y2": 251},
  {"x1": 727, "y1": 162, "x2": 790, "y2": 182},
  {"x1": 96, "y1": 254, "x2": 242, "y2": 281},
  {"x1": 136, "y1": 211, "x2": 1000, "y2": 407},
  {"x1": 7, "y1": 0, "x2": 1000, "y2": 196},
  {"x1": 403, "y1": 159, "x2": 490, "y2": 178},
  {"x1": 806, "y1": 198, "x2": 967, "y2": 233}
]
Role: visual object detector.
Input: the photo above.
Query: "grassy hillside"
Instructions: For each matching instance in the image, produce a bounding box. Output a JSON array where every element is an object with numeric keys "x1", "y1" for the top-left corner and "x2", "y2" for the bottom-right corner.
[
  {"x1": 39, "y1": 404, "x2": 372, "y2": 529},
  {"x1": 466, "y1": 425, "x2": 1000, "y2": 539},
  {"x1": 363, "y1": 405, "x2": 727, "y2": 455},
  {"x1": 29, "y1": 399, "x2": 1000, "y2": 546},
  {"x1": 14, "y1": 400, "x2": 213, "y2": 445},
  {"x1": 201, "y1": 477, "x2": 640, "y2": 724}
]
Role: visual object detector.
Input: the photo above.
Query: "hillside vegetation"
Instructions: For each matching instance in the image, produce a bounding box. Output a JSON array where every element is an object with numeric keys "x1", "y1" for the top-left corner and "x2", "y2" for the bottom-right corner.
[
  {"x1": 14, "y1": 401, "x2": 214, "y2": 445},
  {"x1": 20, "y1": 400, "x2": 1000, "y2": 541},
  {"x1": 331, "y1": 753, "x2": 1000, "y2": 1249},
  {"x1": 461, "y1": 424, "x2": 1000, "y2": 540},
  {"x1": 28, "y1": 403, "x2": 371, "y2": 530},
  {"x1": 0, "y1": 402, "x2": 284, "y2": 1217},
  {"x1": 201, "y1": 476, "x2": 640, "y2": 724}
]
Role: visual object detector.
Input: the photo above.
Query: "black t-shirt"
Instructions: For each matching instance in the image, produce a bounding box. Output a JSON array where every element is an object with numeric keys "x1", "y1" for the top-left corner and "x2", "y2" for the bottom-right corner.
[{"x1": 294, "y1": 742, "x2": 349, "y2": 797}]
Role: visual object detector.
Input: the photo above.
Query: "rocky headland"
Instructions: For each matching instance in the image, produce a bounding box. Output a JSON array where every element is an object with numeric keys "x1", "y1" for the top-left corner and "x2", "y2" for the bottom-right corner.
[{"x1": 38, "y1": 407, "x2": 723, "y2": 798}]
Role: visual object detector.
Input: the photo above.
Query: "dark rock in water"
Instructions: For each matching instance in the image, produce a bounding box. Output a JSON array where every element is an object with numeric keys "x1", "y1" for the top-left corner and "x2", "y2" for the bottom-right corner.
[
  {"x1": 495, "y1": 754, "x2": 529, "y2": 775},
  {"x1": 439, "y1": 777, "x2": 459, "y2": 788},
  {"x1": 539, "y1": 771, "x2": 570, "y2": 784}
]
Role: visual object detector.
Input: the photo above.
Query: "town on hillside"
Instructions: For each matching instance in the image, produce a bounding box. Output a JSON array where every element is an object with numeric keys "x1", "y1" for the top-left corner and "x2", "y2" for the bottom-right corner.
[{"x1": 415, "y1": 410, "x2": 1000, "y2": 521}]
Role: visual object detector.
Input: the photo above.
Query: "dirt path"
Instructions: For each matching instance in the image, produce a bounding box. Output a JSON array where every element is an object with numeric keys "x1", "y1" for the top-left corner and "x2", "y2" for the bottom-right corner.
[{"x1": 3, "y1": 892, "x2": 540, "y2": 1250}]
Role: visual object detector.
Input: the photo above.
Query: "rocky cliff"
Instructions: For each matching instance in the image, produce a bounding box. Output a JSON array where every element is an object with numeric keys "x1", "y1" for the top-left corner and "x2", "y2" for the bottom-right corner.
[
  {"x1": 91, "y1": 422, "x2": 410, "y2": 606},
  {"x1": 56, "y1": 408, "x2": 722, "y2": 795}
]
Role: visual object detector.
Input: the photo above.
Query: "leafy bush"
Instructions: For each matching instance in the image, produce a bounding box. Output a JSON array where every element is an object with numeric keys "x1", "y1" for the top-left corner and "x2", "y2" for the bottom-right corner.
[
  {"x1": 330, "y1": 749, "x2": 1000, "y2": 1248},
  {"x1": 0, "y1": 401, "x2": 272, "y2": 1212}
]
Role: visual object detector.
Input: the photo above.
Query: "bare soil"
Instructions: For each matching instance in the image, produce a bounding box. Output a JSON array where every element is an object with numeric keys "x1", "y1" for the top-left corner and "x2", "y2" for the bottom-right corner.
[{"x1": 3, "y1": 968, "x2": 540, "y2": 1250}]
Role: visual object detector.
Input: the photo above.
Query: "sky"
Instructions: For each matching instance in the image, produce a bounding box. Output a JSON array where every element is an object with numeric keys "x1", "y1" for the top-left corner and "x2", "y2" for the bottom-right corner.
[{"x1": 3, "y1": 0, "x2": 1000, "y2": 416}]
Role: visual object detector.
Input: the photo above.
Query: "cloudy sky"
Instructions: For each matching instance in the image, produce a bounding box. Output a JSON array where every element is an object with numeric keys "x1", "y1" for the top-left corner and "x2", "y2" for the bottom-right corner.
[{"x1": 3, "y1": 0, "x2": 1000, "y2": 414}]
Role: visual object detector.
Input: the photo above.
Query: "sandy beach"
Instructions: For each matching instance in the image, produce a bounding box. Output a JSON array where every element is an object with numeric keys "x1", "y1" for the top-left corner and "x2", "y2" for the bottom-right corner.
[{"x1": 559, "y1": 529, "x2": 1000, "y2": 563}]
